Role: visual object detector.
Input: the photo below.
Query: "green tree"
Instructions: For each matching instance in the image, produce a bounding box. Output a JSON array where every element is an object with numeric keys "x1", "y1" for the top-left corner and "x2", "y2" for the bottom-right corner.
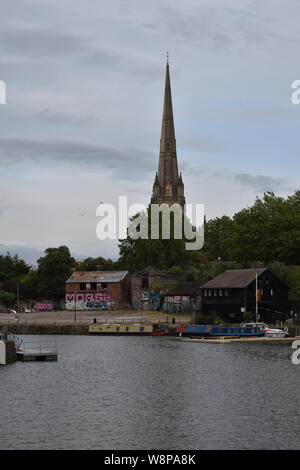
[
  {"x1": 203, "y1": 215, "x2": 234, "y2": 261},
  {"x1": 0, "y1": 290, "x2": 16, "y2": 307},
  {"x1": 232, "y1": 191, "x2": 300, "y2": 264},
  {"x1": 78, "y1": 256, "x2": 116, "y2": 271},
  {"x1": 36, "y1": 246, "x2": 76, "y2": 300},
  {"x1": 118, "y1": 206, "x2": 195, "y2": 272},
  {"x1": 20, "y1": 270, "x2": 40, "y2": 300}
]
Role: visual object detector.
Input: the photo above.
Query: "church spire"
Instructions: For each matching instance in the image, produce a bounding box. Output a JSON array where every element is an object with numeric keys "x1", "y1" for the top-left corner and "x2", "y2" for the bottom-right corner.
[{"x1": 151, "y1": 59, "x2": 185, "y2": 207}]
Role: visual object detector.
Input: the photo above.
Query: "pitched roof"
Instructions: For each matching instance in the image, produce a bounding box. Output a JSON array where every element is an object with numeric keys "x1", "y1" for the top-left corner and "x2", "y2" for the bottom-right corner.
[
  {"x1": 66, "y1": 271, "x2": 128, "y2": 283},
  {"x1": 165, "y1": 281, "x2": 204, "y2": 296},
  {"x1": 200, "y1": 268, "x2": 268, "y2": 289},
  {"x1": 133, "y1": 265, "x2": 171, "y2": 277}
]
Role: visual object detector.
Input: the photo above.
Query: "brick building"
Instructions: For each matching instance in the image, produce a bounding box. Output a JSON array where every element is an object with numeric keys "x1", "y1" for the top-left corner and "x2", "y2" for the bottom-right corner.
[
  {"x1": 65, "y1": 271, "x2": 131, "y2": 310},
  {"x1": 163, "y1": 281, "x2": 203, "y2": 313},
  {"x1": 131, "y1": 266, "x2": 179, "y2": 311}
]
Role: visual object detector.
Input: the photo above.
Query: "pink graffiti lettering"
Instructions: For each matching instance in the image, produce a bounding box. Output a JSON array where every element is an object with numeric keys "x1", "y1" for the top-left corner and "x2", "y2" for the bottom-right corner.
[
  {"x1": 65, "y1": 293, "x2": 111, "y2": 303},
  {"x1": 35, "y1": 303, "x2": 53, "y2": 311}
]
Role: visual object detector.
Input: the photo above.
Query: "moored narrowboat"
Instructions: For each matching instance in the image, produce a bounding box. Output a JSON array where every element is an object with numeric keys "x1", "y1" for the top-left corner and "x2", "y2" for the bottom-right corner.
[
  {"x1": 178, "y1": 324, "x2": 265, "y2": 338},
  {"x1": 88, "y1": 323, "x2": 168, "y2": 336}
]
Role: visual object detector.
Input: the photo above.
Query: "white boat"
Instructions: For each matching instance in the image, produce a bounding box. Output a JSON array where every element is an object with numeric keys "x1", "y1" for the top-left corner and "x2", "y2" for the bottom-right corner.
[{"x1": 240, "y1": 322, "x2": 288, "y2": 338}]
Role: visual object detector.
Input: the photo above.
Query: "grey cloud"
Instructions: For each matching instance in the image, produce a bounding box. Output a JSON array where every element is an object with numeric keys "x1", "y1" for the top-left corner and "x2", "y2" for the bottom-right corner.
[
  {"x1": 84, "y1": 48, "x2": 123, "y2": 69},
  {"x1": 234, "y1": 173, "x2": 290, "y2": 192},
  {"x1": 0, "y1": 137, "x2": 156, "y2": 178},
  {"x1": 0, "y1": 29, "x2": 87, "y2": 58},
  {"x1": 85, "y1": 49, "x2": 162, "y2": 81},
  {"x1": 143, "y1": 4, "x2": 292, "y2": 51},
  {"x1": 35, "y1": 108, "x2": 101, "y2": 127},
  {"x1": 228, "y1": 106, "x2": 300, "y2": 123},
  {"x1": 179, "y1": 135, "x2": 230, "y2": 153}
]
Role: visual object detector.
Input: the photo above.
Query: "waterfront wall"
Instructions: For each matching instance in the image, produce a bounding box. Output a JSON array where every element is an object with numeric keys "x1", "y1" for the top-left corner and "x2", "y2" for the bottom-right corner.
[
  {"x1": 3, "y1": 324, "x2": 89, "y2": 336},
  {"x1": 0, "y1": 340, "x2": 16, "y2": 364}
]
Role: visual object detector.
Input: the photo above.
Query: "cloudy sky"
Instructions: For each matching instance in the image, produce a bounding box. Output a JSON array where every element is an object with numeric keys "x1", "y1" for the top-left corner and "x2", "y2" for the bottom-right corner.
[{"x1": 0, "y1": 0, "x2": 299, "y2": 264}]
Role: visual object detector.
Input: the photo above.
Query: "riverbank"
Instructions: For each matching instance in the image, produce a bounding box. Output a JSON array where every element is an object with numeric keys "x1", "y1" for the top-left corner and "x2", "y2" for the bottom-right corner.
[
  {"x1": 3, "y1": 322, "x2": 300, "y2": 338},
  {"x1": 0, "y1": 310, "x2": 191, "y2": 326},
  {"x1": 0, "y1": 310, "x2": 190, "y2": 335}
]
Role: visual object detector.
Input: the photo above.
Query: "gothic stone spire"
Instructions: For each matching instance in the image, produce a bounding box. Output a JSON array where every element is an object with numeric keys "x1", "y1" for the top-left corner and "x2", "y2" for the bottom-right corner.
[{"x1": 151, "y1": 61, "x2": 185, "y2": 207}]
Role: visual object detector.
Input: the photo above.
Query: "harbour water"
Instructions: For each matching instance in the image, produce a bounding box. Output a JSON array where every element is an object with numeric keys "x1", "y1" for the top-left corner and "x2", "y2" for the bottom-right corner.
[{"x1": 0, "y1": 334, "x2": 299, "y2": 450}]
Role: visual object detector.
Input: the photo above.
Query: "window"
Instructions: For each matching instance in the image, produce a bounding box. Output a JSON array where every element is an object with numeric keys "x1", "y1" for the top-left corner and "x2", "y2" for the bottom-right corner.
[
  {"x1": 166, "y1": 142, "x2": 171, "y2": 151},
  {"x1": 208, "y1": 290, "x2": 212, "y2": 296},
  {"x1": 140, "y1": 327, "x2": 144, "y2": 332},
  {"x1": 100, "y1": 282, "x2": 107, "y2": 290},
  {"x1": 142, "y1": 275, "x2": 149, "y2": 288},
  {"x1": 225, "y1": 289, "x2": 229, "y2": 296},
  {"x1": 79, "y1": 283, "x2": 86, "y2": 291},
  {"x1": 214, "y1": 289, "x2": 218, "y2": 296},
  {"x1": 204, "y1": 289, "x2": 207, "y2": 297},
  {"x1": 166, "y1": 183, "x2": 172, "y2": 197},
  {"x1": 91, "y1": 282, "x2": 97, "y2": 290},
  {"x1": 219, "y1": 289, "x2": 223, "y2": 296},
  {"x1": 125, "y1": 327, "x2": 129, "y2": 332}
]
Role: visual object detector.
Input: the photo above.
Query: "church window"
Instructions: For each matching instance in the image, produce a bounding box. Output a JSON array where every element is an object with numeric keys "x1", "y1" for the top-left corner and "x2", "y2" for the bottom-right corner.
[{"x1": 166, "y1": 183, "x2": 172, "y2": 197}]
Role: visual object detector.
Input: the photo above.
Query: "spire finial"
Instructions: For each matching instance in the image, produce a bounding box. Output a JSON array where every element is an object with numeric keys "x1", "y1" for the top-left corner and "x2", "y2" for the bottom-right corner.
[{"x1": 166, "y1": 50, "x2": 169, "y2": 65}]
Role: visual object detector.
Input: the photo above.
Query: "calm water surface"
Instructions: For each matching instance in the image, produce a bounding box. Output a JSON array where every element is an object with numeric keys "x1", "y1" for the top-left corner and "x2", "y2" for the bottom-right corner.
[{"x1": 0, "y1": 335, "x2": 299, "y2": 449}]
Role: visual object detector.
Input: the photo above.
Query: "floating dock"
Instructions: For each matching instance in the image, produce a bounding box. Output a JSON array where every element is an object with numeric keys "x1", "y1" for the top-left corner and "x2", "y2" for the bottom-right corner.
[
  {"x1": 181, "y1": 336, "x2": 300, "y2": 344},
  {"x1": 16, "y1": 349, "x2": 58, "y2": 361},
  {"x1": 16, "y1": 340, "x2": 58, "y2": 361}
]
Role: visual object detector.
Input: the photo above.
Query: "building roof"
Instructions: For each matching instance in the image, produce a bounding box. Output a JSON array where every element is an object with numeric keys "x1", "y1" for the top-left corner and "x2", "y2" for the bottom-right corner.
[
  {"x1": 66, "y1": 271, "x2": 129, "y2": 283},
  {"x1": 165, "y1": 281, "x2": 204, "y2": 296},
  {"x1": 133, "y1": 265, "x2": 175, "y2": 278},
  {"x1": 200, "y1": 268, "x2": 268, "y2": 289}
]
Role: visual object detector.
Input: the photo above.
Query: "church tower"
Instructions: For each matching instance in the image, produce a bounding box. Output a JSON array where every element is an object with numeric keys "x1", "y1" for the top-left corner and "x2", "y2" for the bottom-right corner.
[{"x1": 151, "y1": 60, "x2": 185, "y2": 208}]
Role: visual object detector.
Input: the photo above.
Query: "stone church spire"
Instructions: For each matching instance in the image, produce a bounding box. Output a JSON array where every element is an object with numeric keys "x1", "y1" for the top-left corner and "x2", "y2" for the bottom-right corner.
[{"x1": 151, "y1": 60, "x2": 185, "y2": 207}]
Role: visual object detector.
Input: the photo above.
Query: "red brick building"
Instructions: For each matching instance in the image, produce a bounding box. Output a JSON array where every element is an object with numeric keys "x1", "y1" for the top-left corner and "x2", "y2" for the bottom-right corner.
[{"x1": 65, "y1": 271, "x2": 131, "y2": 310}]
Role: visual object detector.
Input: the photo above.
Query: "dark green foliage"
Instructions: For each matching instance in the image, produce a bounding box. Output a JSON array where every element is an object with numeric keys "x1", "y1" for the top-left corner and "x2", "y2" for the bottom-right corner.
[
  {"x1": 194, "y1": 312, "x2": 223, "y2": 325},
  {"x1": 204, "y1": 191, "x2": 300, "y2": 265},
  {"x1": 0, "y1": 253, "x2": 30, "y2": 306},
  {"x1": 118, "y1": 206, "x2": 200, "y2": 272},
  {"x1": 231, "y1": 192, "x2": 300, "y2": 264},
  {"x1": 36, "y1": 246, "x2": 76, "y2": 300},
  {"x1": 0, "y1": 291, "x2": 16, "y2": 307},
  {"x1": 204, "y1": 216, "x2": 234, "y2": 261},
  {"x1": 78, "y1": 256, "x2": 117, "y2": 271}
]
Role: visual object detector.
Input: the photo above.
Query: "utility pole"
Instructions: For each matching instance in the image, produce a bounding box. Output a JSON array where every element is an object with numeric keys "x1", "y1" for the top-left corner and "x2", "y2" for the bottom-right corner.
[
  {"x1": 255, "y1": 273, "x2": 258, "y2": 322},
  {"x1": 17, "y1": 281, "x2": 20, "y2": 312}
]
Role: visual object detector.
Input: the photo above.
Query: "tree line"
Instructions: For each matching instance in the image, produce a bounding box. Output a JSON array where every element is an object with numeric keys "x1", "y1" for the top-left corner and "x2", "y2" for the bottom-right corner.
[{"x1": 0, "y1": 191, "x2": 299, "y2": 309}]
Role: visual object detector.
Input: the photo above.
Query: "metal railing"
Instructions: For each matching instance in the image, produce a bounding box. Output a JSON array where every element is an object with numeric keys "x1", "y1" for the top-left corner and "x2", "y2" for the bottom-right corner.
[
  {"x1": 6, "y1": 332, "x2": 23, "y2": 350},
  {"x1": 22, "y1": 340, "x2": 57, "y2": 354}
]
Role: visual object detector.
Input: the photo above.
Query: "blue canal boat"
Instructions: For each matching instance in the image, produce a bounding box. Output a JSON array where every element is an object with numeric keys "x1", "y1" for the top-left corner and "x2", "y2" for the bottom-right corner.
[{"x1": 184, "y1": 325, "x2": 265, "y2": 338}]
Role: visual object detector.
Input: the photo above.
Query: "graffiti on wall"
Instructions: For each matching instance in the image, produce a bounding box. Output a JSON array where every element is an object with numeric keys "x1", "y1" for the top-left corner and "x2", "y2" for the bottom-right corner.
[
  {"x1": 34, "y1": 303, "x2": 53, "y2": 311},
  {"x1": 65, "y1": 293, "x2": 112, "y2": 310},
  {"x1": 163, "y1": 296, "x2": 193, "y2": 313},
  {"x1": 140, "y1": 290, "x2": 159, "y2": 311}
]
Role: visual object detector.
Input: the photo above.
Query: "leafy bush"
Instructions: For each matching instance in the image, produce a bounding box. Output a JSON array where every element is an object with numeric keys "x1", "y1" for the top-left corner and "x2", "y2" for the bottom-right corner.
[{"x1": 194, "y1": 311, "x2": 223, "y2": 325}]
